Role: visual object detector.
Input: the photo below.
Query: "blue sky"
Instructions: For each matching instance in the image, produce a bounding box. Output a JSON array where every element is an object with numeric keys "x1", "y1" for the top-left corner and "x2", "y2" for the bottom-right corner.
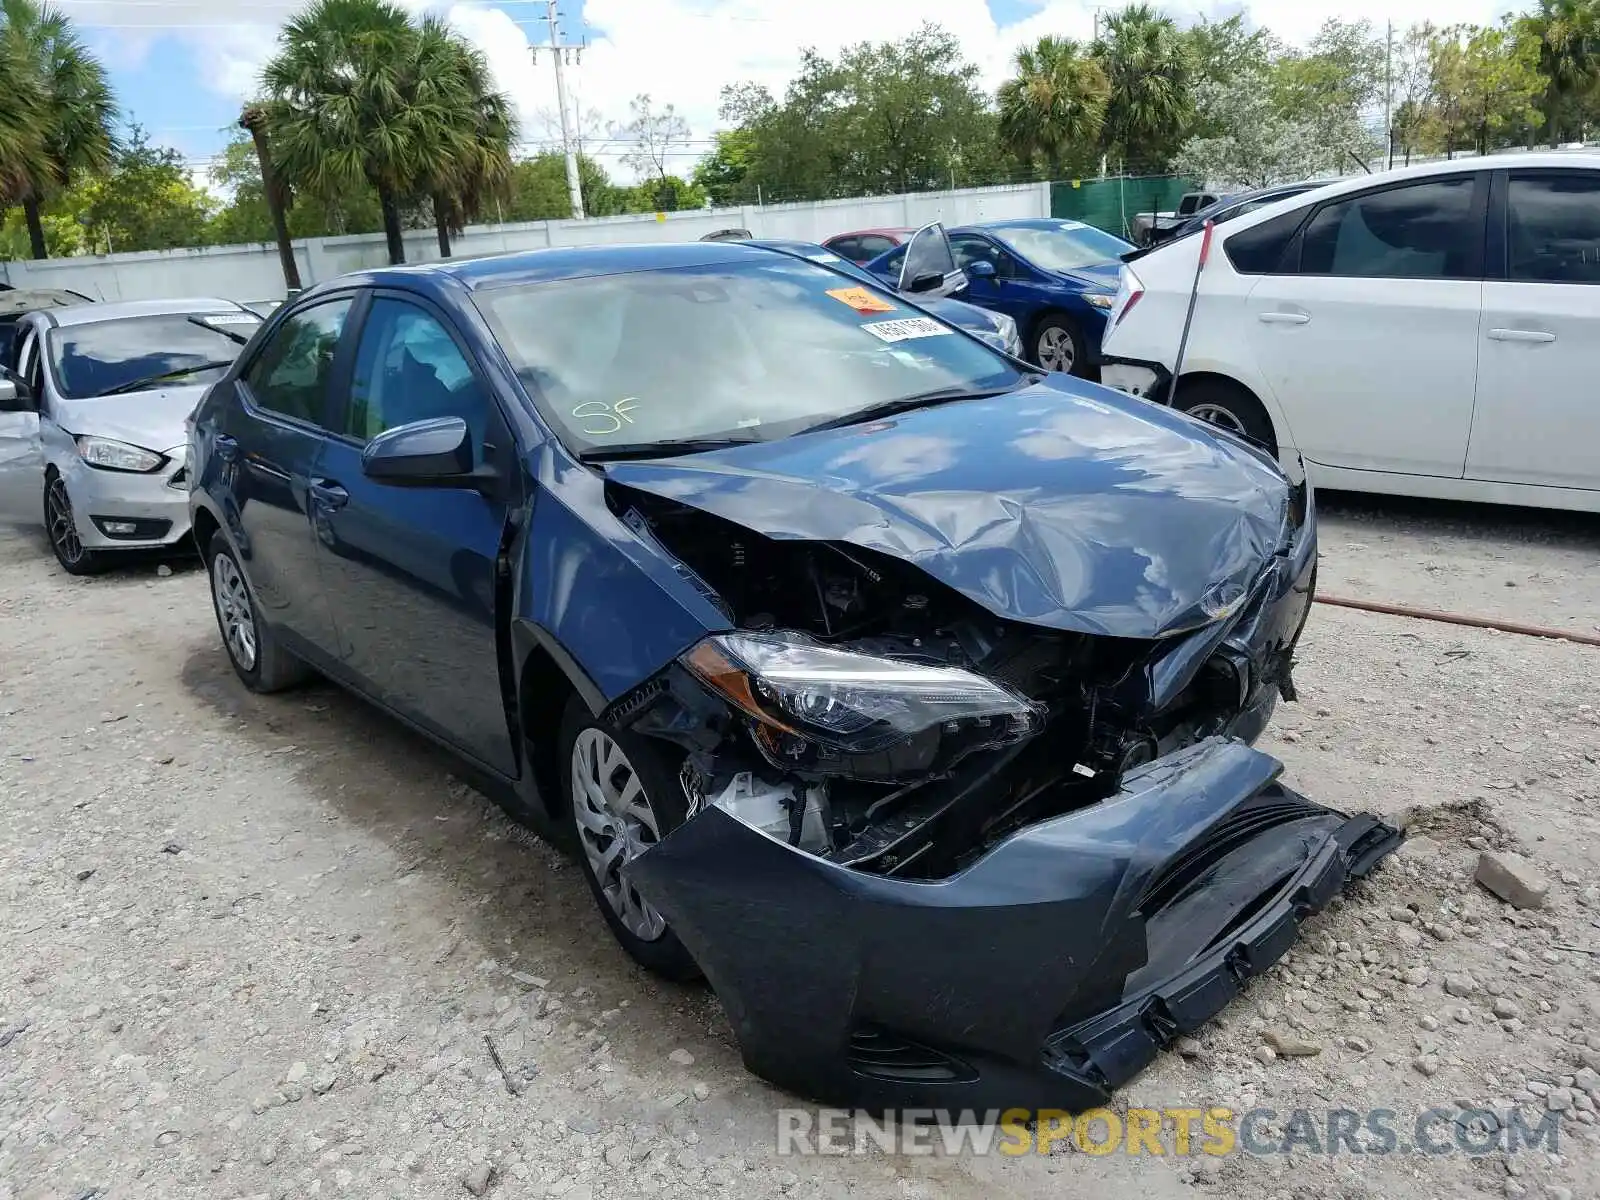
[{"x1": 60, "y1": 0, "x2": 1502, "y2": 181}]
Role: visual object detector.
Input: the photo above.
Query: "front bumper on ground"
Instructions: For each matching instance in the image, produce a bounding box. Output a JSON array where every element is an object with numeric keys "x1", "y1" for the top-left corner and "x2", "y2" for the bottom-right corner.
[
  {"x1": 630, "y1": 738, "x2": 1400, "y2": 1112},
  {"x1": 62, "y1": 449, "x2": 192, "y2": 551}
]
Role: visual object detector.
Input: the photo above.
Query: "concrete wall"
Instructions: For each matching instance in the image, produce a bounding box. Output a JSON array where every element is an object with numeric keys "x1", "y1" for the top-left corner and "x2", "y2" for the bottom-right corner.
[{"x1": 0, "y1": 182, "x2": 1050, "y2": 303}]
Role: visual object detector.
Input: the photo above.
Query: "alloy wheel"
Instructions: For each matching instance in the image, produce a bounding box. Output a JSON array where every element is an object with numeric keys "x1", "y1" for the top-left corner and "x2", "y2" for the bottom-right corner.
[
  {"x1": 211, "y1": 552, "x2": 258, "y2": 671},
  {"x1": 1037, "y1": 326, "x2": 1076, "y2": 373},
  {"x1": 1186, "y1": 402, "x2": 1248, "y2": 436},
  {"x1": 46, "y1": 478, "x2": 85, "y2": 567},
  {"x1": 570, "y1": 728, "x2": 667, "y2": 942}
]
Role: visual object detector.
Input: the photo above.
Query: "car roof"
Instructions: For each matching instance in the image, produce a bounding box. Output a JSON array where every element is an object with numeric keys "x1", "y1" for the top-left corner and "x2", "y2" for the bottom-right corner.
[
  {"x1": 826, "y1": 228, "x2": 913, "y2": 240},
  {"x1": 47, "y1": 296, "x2": 251, "y2": 327},
  {"x1": 0, "y1": 288, "x2": 88, "y2": 317}
]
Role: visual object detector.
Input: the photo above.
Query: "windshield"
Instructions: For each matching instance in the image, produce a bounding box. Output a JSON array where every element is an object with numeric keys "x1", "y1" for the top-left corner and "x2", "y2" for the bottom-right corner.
[
  {"x1": 988, "y1": 222, "x2": 1133, "y2": 272},
  {"x1": 474, "y1": 257, "x2": 1023, "y2": 454},
  {"x1": 48, "y1": 312, "x2": 260, "y2": 399}
]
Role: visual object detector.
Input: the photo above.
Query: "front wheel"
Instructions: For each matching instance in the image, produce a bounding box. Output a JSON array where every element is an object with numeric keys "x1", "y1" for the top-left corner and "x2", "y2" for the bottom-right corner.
[
  {"x1": 560, "y1": 700, "x2": 700, "y2": 980},
  {"x1": 44, "y1": 476, "x2": 105, "y2": 576},
  {"x1": 1032, "y1": 314, "x2": 1087, "y2": 377},
  {"x1": 205, "y1": 531, "x2": 310, "y2": 692}
]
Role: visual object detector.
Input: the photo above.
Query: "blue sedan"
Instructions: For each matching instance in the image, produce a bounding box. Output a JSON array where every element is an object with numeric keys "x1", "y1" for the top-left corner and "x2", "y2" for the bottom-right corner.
[
  {"x1": 865, "y1": 218, "x2": 1133, "y2": 376},
  {"x1": 187, "y1": 240, "x2": 1393, "y2": 1114}
]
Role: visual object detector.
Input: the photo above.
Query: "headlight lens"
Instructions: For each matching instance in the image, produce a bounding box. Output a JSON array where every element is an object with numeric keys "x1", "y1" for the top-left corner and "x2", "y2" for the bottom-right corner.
[
  {"x1": 989, "y1": 312, "x2": 1022, "y2": 356},
  {"x1": 681, "y1": 631, "x2": 1042, "y2": 779},
  {"x1": 76, "y1": 436, "x2": 164, "y2": 473},
  {"x1": 1084, "y1": 293, "x2": 1116, "y2": 310}
]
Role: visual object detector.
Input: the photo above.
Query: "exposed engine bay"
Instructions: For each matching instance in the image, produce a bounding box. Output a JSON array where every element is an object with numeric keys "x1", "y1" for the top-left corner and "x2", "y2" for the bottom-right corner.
[{"x1": 605, "y1": 484, "x2": 1313, "y2": 882}]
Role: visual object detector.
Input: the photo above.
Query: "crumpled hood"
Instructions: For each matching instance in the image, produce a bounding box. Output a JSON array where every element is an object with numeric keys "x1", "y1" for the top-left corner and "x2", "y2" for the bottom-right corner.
[
  {"x1": 603, "y1": 376, "x2": 1294, "y2": 639},
  {"x1": 54, "y1": 383, "x2": 206, "y2": 454}
]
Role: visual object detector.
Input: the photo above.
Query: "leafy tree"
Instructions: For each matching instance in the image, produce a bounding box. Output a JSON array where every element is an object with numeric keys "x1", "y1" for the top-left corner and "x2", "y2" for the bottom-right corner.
[
  {"x1": 0, "y1": 0, "x2": 116, "y2": 259},
  {"x1": 416, "y1": 17, "x2": 515, "y2": 257},
  {"x1": 505, "y1": 152, "x2": 625, "y2": 220},
  {"x1": 611, "y1": 94, "x2": 691, "y2": 186},
  {"x1": 1174, "y1": 66, "x2": 1380, "y2": 187},
  {"x1": 691, "y1": 129, "x2": 754, "y2": 206},
  {"x1": 1518, "y1": 0, "x2": 1600, "y2": 143},
  {"x1": 1091, "y1": 4, "x2": 1196, "y2": 172},
  {"x1": 1183, "y1": 15, "x2": 1281, "y2": 142},
  {"x1": 1431, "y1": 22, "x2": 1546, "y2": 156},
  {"x1": 74, "y1": 126, "x2": 212, "y2": 253},
  {"x1": 628, "y1": 174, "x2": 706, "y2": 213},
  {"x1": 207, "y1": 131, "x2": 383, "y2": 244},
  {"x1": 1391, "y1": 24, "x2": 1442, "y2": 164},
  {"x1": 260, "y1": 0, "x2": 486, "y2": 265},
  {"x1": 996, "y1": 36, "x2": 1108, "y2": 176}
]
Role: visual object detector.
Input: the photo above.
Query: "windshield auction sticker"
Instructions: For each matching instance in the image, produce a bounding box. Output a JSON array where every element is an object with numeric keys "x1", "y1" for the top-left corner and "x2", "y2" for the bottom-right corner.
[
  {"x1": 825, "y1": 287, "x2": 897, "y2": 315},
  {"x1": 861, "y1": 317, "x2": 952, "y2": 343}
]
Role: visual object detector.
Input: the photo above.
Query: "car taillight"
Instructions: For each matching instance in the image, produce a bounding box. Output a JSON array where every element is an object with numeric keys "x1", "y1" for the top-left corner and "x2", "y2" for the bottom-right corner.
[{"x1": 1109, "y1": 267, "x2": 1144, "y2": 332}]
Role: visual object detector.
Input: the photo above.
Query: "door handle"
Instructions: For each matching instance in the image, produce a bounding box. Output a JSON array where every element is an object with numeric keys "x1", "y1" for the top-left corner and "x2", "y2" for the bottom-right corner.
[
  {"x1": 1257, "y1": 312, "x2": 1310, "y2": 325},
  {"x1": 213, "y1": 434, "x2": 238, "y2": 463},
  {"x1": 1487, "y1": 328, "x2": 1556, "y2": 343},
  {"x1": 309, "y1": 479, "x2": 349, "y2": 511}
]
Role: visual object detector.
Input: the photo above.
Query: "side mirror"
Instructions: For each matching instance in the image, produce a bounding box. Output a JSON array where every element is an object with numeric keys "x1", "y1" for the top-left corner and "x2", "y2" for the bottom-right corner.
[
  {"x1": 0, "y1": 374, "x2": 31, "y2": 412},
  {"x1": 967, "y1": 260, "x2": 997, "y2": 280},
  {"x1": 907, "y1": 271, "x2": 945, "y2": 294},
  {"x1": 361, "y1": 416, "x2": 489, "y2": 489}
]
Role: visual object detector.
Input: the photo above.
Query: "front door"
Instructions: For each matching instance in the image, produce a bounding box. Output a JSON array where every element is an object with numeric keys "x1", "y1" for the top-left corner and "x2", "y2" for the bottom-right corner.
[
  {"x1": 310, "y1": 293, "x2": 519, "y2": 776},
  {"x1": 1245, "y1": 173, "x2": 1488, "y2": 478},
  {"x1": 224, "y1": 296, "x2": 354, "y2": 656},
  {"x1": 1467, "y1": 169, "x2": 1600, "y2": 491},
  {"x1": 0, "y1": 326, "x2": 44, "y2": 525},
  {"x1": 897, "y1": 223, "x2": 968, "y2": 299}
]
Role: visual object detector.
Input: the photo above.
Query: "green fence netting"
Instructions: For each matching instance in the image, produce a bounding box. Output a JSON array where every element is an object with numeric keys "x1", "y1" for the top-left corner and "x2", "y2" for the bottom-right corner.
[{"x1": 1050, "y1": 175, "x2": 1201, "y2": 241}]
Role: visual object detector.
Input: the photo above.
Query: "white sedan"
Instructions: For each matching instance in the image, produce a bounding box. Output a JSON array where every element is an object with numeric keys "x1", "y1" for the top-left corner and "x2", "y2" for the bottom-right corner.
[
  {"x1": 1101, "y1": 154, "x2": 1600, "y2": 513},
  {"x1": 0, "y1": 297, "x2": 261, "y2": 573}
]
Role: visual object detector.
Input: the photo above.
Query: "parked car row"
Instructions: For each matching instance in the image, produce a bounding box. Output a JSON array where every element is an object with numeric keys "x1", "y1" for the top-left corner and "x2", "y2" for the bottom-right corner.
[
  {"x1": 0, "y1": 238, "x2": 1400, "y2": 1113},
  {"x1": 1101, "y1": 152, "x2": 1600, "y2": 513}
]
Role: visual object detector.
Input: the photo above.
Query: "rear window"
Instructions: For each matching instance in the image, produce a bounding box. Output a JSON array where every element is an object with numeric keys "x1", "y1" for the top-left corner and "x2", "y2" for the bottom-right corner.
[{"x1": 1224, "y1": 210, "x2": 1306, "y2": 274}]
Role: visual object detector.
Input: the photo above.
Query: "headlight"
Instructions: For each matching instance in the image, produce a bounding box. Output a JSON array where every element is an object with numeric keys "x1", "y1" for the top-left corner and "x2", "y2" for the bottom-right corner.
[
  {"x1": 989, "y1": 312, "x2": 1022, "y2": 356},
  {"x1": 76, "y1": 436, "x2": 164, "y2": 473},
  {"x1": 1084, "y1": 293, "x2": 1116, "y2": 310},
  {"x1": 681, "y1": 631, "x2": 1042, "y2": 780}
]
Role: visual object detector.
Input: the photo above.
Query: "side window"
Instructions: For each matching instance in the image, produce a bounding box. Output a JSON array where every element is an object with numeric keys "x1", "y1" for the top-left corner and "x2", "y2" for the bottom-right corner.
[
  {"x1": 1300, "y1": 177, "x2": 1478, "y2": 280},
  {"x1": 875, "y1": 245, "x2": 906, "y2": 277},
  {"x1": 342, "y1": 298, "x2": 487, "y2": 448},
  {"x1": 950, "y1": 234, "x2": 1017, "y2": 277},
  {"x1": 856, "y1": 235, "x2": 893, "y2": 260},
  {"x1": 1506, "y1": 172, "x2": 1600, "y2": 284},
  {"x1": 828, "y1": 237, "x2": 861, "y2": 261},
  {"x1": 1224, "y1": 209, "x2": 1306, "y2": 274},
  {"x1": 243, "y1": 299, "x2": 353, "y2": 425},
  {"x1": 18, "y1": 329, "x2": 44, "y2": 396}
]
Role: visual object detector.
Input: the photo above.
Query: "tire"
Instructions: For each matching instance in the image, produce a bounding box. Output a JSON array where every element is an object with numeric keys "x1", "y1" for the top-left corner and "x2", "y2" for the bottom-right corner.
[
  {"x1": 559, "y1": 698, "x2": 700, "y2": 980},
  {"x1": 1171, "y1": 378, "x2": 1279, "y2": 459},
  {"x1": 204, "y1": 530, "x2": 311, "y2": 693},
  {"x1": 43, "y1": 474, "x2": 106, "y2": 576},
  {"x1": 1031, "y1": 313, "x2": 1088, "y2": 377}
]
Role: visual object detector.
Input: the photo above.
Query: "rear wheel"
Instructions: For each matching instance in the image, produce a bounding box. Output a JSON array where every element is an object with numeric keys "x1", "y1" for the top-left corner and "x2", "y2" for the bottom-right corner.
[
  {"x1": 1031, "y1": 314, "x2": 1087, "y2": 377},
  {"x1": 1172, "y1": 379, "x2": 1279, "y2": 459},
  {"x1": 560, "y1": 700, "x2": 700, "y2": 980},
  {"x1": 44, "y1": 475, "x2": 105, "y2": 576},
  {"x1": 205, "y1": 531, "x2": 310, "y2": 692}
]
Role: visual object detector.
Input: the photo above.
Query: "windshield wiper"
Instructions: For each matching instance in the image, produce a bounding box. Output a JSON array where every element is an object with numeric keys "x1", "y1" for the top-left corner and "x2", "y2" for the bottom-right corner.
[
  {"x1": 96, "y1": 360, "x2": 235, "y2": 397},
  {"x1": 800, "y1": 376, "x2": 1043, "y2": 434},
  {"x1": 187, "y1": 315, "x2": 254, "y2": 345},
  {"x1": 579, "y1": 434, "x2": 765, "y2": 463}
]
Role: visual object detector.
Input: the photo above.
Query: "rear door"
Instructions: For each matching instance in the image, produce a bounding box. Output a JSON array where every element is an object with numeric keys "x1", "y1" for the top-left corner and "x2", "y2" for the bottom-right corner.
[
  {"x1": 0, "y1": 324, "x2": 45, "y2": 525},
  {"x1": 1244, "y1": 172, "x2": 1487, "y2": 477},
  {"x1": 1466, "y1": 168, "x2": 1600, "y2": 490},
  {"x1": 309, "y1": 291, "x2": 519, "y2": 776},
  {"x1": 223, "y1": 296, "x2": 355, "y2": 656}
]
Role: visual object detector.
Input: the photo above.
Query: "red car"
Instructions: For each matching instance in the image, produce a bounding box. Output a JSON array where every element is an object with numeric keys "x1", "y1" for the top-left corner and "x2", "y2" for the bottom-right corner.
[{"x1": 820, "y1": 227, "x2": 912, "y2": 265}]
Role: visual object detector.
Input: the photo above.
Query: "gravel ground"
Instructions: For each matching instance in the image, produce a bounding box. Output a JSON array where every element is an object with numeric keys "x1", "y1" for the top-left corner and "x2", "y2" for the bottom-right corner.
[{"x1": 1, "y1": 494, "x2": 1598, "y2": 1200}]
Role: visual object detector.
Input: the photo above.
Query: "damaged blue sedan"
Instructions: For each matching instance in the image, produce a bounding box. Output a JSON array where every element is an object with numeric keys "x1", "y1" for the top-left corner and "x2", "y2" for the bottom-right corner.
[{"x1": 188, "y1": 242, "x2": 1398, "y2": 1112}]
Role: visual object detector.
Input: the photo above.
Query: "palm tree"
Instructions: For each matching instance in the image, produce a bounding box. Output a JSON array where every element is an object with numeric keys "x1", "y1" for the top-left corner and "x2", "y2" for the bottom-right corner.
[
  {"x1": 414, "y1": 17, "x2": 516, "y2": 258},
  {"x1": 0, "y1": 0, "x2": 116, "y2": 260},
  {"x1": 0, "y1": 23, "x2": 49, "y2": 223},
  {"x1": 1520, "y1": 0, "x2": 1600, "y2": 144},
  {"x1": 260, "y1": 0, "x2": 475, "y2": 266},
  {"x1": 239, "y1": 105, "x2": 301, "y2": 291},
  {"x1": 1091, "y1": 3, "x2": 1196, "y2": 173},
  {"x1": 996, "y1": 36, "x2": 1108, "y2": 175}
]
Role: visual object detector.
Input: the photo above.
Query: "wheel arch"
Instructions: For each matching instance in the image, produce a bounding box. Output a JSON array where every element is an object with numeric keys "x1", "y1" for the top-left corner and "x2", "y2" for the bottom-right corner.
[
  {"x1": 513, "y1": 625, "x2": 607, "y2": 827},
  {"x1": 1174, "y1": 368, "x2": 1297, "y2": 461}
]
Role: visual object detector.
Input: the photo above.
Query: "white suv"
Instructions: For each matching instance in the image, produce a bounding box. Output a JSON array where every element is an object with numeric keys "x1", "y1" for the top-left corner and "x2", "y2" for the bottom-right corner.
[{"x1": 1101, "y1": 154, "x2": 1600, "y2": 513}]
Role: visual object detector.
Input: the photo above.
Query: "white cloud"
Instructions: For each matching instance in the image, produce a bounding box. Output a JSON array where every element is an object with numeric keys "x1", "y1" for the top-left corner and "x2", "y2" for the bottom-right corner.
[{"x1": 85, "y1": 0, "x2": 1512, "y2": 181}]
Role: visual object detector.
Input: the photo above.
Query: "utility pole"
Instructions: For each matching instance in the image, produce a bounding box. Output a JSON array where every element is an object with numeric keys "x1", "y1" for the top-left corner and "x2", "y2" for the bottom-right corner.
[
  {"x1": 1384, "y1": 20, "x2": 1394, "y2": 171},
  {"x1": 534, "y1": 0, "x2": 585, "y2": 220}
]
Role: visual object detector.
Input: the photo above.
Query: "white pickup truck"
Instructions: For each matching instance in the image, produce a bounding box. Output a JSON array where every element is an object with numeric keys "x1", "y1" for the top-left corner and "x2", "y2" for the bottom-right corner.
[{"x1": 1127, "y1": 190, "x2": 1218, "y2": 246}]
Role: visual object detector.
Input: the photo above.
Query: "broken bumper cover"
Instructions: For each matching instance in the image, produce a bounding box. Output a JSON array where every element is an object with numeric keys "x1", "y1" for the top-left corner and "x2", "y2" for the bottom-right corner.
[{"x1": 630, "y1": 738, "x2": 1399, "y2": 1112}]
